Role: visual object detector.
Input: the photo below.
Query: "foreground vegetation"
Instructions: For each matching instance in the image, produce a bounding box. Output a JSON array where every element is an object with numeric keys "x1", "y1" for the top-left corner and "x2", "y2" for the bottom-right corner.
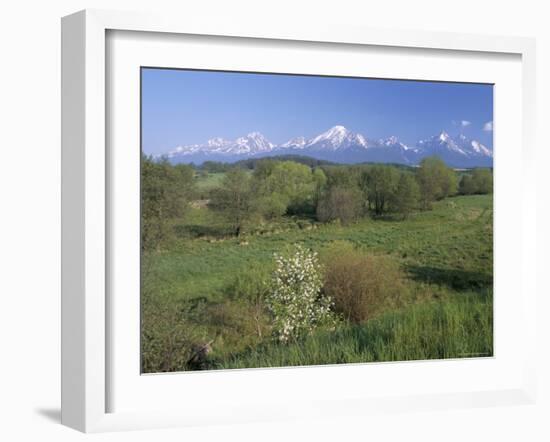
[
  {"x1": 219, "y1": 292, "x2": 492, "y2": 369},
  {"x1": 141, "y1": 155, "x2": 493, "y2": 372}
]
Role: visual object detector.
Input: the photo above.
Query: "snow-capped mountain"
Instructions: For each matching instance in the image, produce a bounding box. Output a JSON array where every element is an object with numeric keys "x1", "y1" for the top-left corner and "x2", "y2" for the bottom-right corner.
[
  {"x1": 162, "y1": 125, "x2": 492, "y2": 168},
  {"x1": 363, "y1": 135, "x2": 412, "y2": 165},
  {"x1": 303, "y1": 125, "x2": 368, "y2": 151},
  {"x1": 413, "y1": 131, "x2": 493, "y2": 167},
  {"x1": 280, "y1": 136, "x2": 307, "y2": 149},
  {"x1": 166, "y1": 132, "x2": 274, "y2": 162}
]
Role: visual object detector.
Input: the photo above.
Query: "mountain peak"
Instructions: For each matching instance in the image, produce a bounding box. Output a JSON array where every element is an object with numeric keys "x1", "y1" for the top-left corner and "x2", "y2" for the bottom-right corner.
[
  {"x1": 246, "y1": 131, "x2": 266, "y2": 139},
  {"x1": 383, "y1": 136, "x2": 399, "y2": 145},
  {"x1": 331, "y1": 125, "x2": 348, "y2": 132},
  {"x1": 163, "y1": 125, "x2": 492, "y2": 168},
  {"x1": 320, "y1": 125, "x2": 349, "y2": 138},
  {"x1": 308, "y1": 125, "x2": 355, "y2": 149},
  {"x1": 439, "y1": 131, "x2": 450, "y2": 142},
  {"x1": 281, "y1": 136, "x2": 307, "y2": 149},
  {"x1": 234, "y1": 132, "x2": 274, "y2": 152},
  {"x1": 207, "y1": 137, "x2": 230, "y2": 147}
]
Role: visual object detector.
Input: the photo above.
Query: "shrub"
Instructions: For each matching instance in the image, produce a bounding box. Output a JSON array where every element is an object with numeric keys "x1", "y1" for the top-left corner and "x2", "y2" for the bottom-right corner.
[
  {"x1": 141, "y1": 293, "x2": 204, "y2": 372},
  {"x1": 321, "y1": 242, "x2": 407, "y2": 323},
  {"x1": 206, "y1": 299, "x2": 270, "y2": 346},
  {"x1": 266, "y1": 245, "x2": 335, "y2": 342}
]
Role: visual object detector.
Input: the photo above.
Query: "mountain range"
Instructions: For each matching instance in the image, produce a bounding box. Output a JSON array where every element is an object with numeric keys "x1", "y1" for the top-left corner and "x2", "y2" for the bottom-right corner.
[{"x1": 160, "y1": 125, "x2": 493, "y2": 168}]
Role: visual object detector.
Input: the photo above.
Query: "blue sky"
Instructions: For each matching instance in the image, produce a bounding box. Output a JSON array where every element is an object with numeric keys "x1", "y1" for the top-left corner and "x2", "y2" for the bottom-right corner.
[{"x1": 141, "y1": 68, "x2": 493, "y2": 155}]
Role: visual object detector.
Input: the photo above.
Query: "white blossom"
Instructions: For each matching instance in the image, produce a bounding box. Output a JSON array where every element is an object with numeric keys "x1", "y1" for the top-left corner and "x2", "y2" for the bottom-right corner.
[{"x1": 266, "y1": 245, "x2": 334, "y2": 342}]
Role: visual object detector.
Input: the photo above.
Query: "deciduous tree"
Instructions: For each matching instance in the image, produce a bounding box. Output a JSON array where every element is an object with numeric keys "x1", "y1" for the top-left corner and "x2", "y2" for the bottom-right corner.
[
  {"x1": 209, "y1": 168, "x2": 253, "y2": 237},
  {"x1": 392, "y1": 172, "x2": 420, "y2": 219},
  {"x1": 416, "y1": 156, "x2": 457, "y2": 209},
  {"x1": 363, "y1": 165, "x2": 400, "y2": 215},
  {"x1": 316, "y1": 185, "x2": 363, "y2": 224},
  {"x1": 141, "y1": 155, "x2": 194, "y2": 250}
]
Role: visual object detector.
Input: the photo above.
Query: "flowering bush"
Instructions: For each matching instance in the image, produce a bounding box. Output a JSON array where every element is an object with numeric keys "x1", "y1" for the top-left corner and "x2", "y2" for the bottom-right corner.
[{"x1": 267, "y1": 245, "x2": 334, "y2": 342}]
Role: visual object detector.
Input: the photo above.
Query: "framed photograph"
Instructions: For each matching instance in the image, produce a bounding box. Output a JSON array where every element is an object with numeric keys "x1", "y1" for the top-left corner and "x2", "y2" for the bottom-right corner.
[{"x1": 61, "y1": 9, "x2": 538, "y2": 433}]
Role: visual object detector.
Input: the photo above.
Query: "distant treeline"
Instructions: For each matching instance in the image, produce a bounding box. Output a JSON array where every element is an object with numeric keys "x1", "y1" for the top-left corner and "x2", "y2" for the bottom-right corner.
[
  {"x1": 195, "y1": 155, "x2": 338, "y2": 172},
  {"x1": 191, "y1": 155, "x2": 436, "y2": 173},
  {"x1": 141, "y1": 155, "x2": 492, "y2": 248}
]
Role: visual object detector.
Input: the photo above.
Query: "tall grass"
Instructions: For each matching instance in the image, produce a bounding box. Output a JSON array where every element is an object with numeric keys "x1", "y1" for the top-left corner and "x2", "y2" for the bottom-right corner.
[{"x1": 217, "y1": 292, "x2": 492, "y2": 369}]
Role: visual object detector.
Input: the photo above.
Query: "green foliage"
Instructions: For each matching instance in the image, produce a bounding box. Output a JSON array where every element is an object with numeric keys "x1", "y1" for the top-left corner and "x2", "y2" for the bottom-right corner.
[
  {"x1": 312, "y1": 167, "x2": 328, "y2": 204},
  {"x1": 140, "y1": 153, "x2": 492, "y2": 372},
  {"x1": 458, "y1": 174, "x2": 476, "y2": 195},
  {"x1": 142, "y1": 194, "x2": 493, "y2": 371},
  {"x1": 362, "y1": 165, "x2": 400, "y2": 215},
  {"x1": 322, "y1": 165, "x2": 362, "y2": 188},
  {"x1": 316, "y1": 185, "x2": 363, "y2": 224},
  {"x1": 141, "y1": 267, "x2": 204, "y2": 372},
  {"x1": 472, "y1": 169, "x2": 493, "y2": 194},
  {"x1": 392, "y1": 172, "x2": 420, "y2": 218},
  {"x1": 252, "y1": 160, "x2": 319, "y2": 217},
  {"x1": 321, "y1": 242, "x2": 407, "y2": 323},
  {"x1": 459, "y1": 168, "x2": 493, "y2": 195},
  {"x1": 225, "y1": 265, "x2": 272, "y2": 304},
  {"x1": 209, "y1": 168, "x2": 254, "y2": 236},
  {"x1": 233, "y1": 154, "x2": 337, "y2": 169},
  {"x1": 416, "y1": 156, "x2": 458, "y2": 209},
  {"x1": 141, "y1": 155, "x2": 194, "y2": 250},
  {"x1": 200, "y1": 161, "x2": 233, "y2": 173},
  {"x1": 219, "y1": 292, "x2": 492, "y2": 369},
  {"x1": 253, "y1": 193, "x2": 289, "y2": 219}
]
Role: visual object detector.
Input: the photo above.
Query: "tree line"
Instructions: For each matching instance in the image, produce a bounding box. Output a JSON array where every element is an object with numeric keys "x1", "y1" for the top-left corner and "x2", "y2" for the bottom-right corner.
[
  {"x1": 198, "y1": 154, "x2": 336, "y2": 172},
  {"x1": 141, "y1": 154, "x2": 492, "y2": 247}
]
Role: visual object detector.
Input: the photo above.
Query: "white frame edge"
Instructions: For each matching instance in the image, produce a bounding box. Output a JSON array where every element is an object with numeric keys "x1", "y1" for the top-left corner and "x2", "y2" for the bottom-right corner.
[
  {"x1": 61, "y1": 9, "x2": 537, "y2": 433},
  {"x1": 62, "y1": 10, "x2": 107, "y2": 432}
]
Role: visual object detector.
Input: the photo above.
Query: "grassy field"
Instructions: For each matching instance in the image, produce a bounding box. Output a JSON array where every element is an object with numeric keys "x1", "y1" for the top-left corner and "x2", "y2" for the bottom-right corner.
[
  {"x1": 194, "y1": 172, "x2": 227, "y2": 190},
  {"x1": 141, "y1": 173, "x2": 493, "y2": 372}
]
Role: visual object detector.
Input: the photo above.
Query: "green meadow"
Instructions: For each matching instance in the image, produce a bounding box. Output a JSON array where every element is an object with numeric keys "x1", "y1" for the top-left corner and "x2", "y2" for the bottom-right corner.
[{"x1": 141, "y1": 159, "x2": 493, "y2": 372}]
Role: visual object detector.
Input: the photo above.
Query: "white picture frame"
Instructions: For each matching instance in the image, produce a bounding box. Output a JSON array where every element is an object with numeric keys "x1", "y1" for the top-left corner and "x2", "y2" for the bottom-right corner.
[{"x1": 61, "y1": 9, "x2": 538, "y2": 433}]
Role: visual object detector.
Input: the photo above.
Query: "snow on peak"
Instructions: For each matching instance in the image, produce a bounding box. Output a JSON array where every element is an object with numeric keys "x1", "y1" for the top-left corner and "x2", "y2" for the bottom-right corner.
[
  {"x1": 162, "y1": 126, "x2": 492, "y2": 166},
  {"x1": 165, "y1": 132, "x2": 274, "y2": 157},
  {"x1": 234, "y1": 132, "x2": 274, "y2": 152},
  {"x1": 207, "y1": 137, "x2": 230, "y2": 147},
  {"x1": 281, "y1": 136, "x2": 307, "y2": 149},
  {"x1": 471, "y1": 140, "x2": 492, "y2": 156},
  {"x1": 415, "y1": 132, "x2": 493, "y2": 160},
  {"x1": 376, "y1": 136, "x2": 411, "y2": 151},
  {"x1": 439, "y1": 131, "x2": 450, "y2": 142},
  {"x1": 311, "y1": 125, "x2": 349, "y2": 143},
  {"x1": 307, "y1": 125, "x2": 369, "y2": 150},
  {"x1": 354, "y1": 133, "x2": 368, "y2": 147},
  {"x1": 330, "y1": 125, "x2": 348, "y2": 133}
]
